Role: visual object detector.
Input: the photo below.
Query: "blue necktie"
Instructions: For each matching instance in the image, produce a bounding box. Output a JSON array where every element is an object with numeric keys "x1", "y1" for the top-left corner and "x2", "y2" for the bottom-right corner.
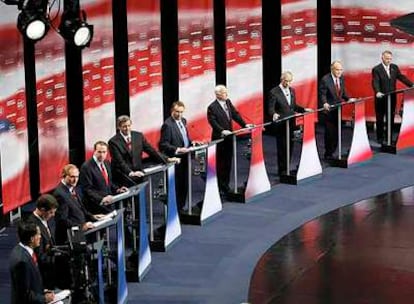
[{"x1": 177, "y1": 121, "x2": 189, "y2": 147}]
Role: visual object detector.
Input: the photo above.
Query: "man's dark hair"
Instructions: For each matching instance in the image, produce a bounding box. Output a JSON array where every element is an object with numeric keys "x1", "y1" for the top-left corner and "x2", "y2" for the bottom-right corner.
[
  {"x1": 36, "y1": 194, "x2": 58, "y2": 211},
  {"x1": 17, "y1": 221, "x2": 38, "y2": 245}
]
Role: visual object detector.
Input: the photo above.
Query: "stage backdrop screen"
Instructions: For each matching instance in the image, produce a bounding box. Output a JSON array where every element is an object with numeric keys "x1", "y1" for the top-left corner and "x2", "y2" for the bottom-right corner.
[
  {"x1": 331, "y1": 0, "x2": 414, "y2": 121},
  {"x1": 127, "y1": 1, "x2": 163, "y2": 147},
  {"x1": 177, "y1": 0, "x2": 216, "y2": 141},
  {"x1": 35, "y1": 26, "x2": 69, "y2": 194},
  {"x1": 281, "y1": 0, "x2": 317, "y2": 109},
  {"x1": 0, "y1": 6, "x2": 31, "y2": 213},
  {"x1": 82, "y1": 0, "x2": 116, "y2": 157},
  {"x1": 225, "y1": 0, "x2": 263, "y2": 125}
]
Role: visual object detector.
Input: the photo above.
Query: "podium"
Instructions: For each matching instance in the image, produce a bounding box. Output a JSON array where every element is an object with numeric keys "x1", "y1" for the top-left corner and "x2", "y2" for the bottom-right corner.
[
  {"x1": 110, "y1": 183, "x2": 151, "y2": 282},
  {"x1": 179, "y1": 140, "x2": 223, "y2": 225},
  {"x1": 270, "y1": 111, "x2": 322, "y2": 185},
  {"x1": 396, "y1": 89, "x2": 414, "y2": 151},
  {"x1": 327, "y1": 99, "x2": 373, "y2": 168},
  {"x1": 142, "y1": 163, "x2": 181, "y2": 251},
  {"x1": 84, "y1": 209, "x2": 128, "y2": 304},
  {"x1": 224, "y1": 126, "x2": 271, "y2": 202}
]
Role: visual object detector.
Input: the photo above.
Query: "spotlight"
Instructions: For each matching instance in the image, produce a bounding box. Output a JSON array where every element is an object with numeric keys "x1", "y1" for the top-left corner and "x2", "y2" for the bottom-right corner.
[
  {"x1": 17, "y1": 9, "x2": 49, "y2": 41},
  {"x1": 59, "y1": 10, "x2": 94, "y2": 48}
]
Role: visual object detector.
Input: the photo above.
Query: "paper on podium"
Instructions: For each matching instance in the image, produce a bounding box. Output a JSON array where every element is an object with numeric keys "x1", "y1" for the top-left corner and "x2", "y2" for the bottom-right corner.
[
  {"x1": 92, "y1": 210, "x2": 117, "y2": 228},
  {"x1": 50, "y1": 289, "x2": 71, "y2": 303}
]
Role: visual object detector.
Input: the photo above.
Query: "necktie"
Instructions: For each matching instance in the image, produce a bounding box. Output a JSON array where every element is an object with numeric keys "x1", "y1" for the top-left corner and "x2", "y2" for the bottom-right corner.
[
  {"x1": 335, "y1": 78, "x2": 341, "y2": 96},
  {"x1": 223, "y1": 103, "x2": 230, "y2": 120},
  {"x1": 385, "y1": 66, "x2": 390, "y2": 78},
  {"x1": 32, "y1": 252, "x2": 38, "y2": 265},
  {"x1": 178, "y1": 121, "x2": 190, "y2": 147},
  {"x1": 284, "y1": 89, "x2": 291, "y2": 105},
  {"x1": 126, "y1": 136, "x2": 131, "y2": 150},
  {"x1": 100, "y1": 163, "x2": 109, "y2": 185}
]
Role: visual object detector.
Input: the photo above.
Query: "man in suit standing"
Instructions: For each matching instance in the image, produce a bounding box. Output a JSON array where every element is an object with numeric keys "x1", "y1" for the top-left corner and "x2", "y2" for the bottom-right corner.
[
  {"x1": 207, "y1": 84, "x2": 252, "y2": 194},
  {"x1": 9, "y1": 221, "x2": 55, "y2": 303},
  {"x1": 319, "y1": 60, "x2": 356, "y2": 160},
  {"x1": 26, "y1": 194, "x2": 58, "y2": 290},
  {"x1": 54, "y1": 164, "x2": 105, "y2": 289},
  {"x1": 54, "y1": 164, "x2": 104, "y2": 245},
  {"x1": 268, "y1": 71, "x2": 309, "y2": 176},
  {"x1": 159, "y1": 101, "x2": 194, "y2": 211},
  {"x1": 108, "y1": 115, "x2": 170, "y2": 187},
  {"x1": 79, "y1": 141, "x2": 128, "y2": 214},
  {"x1": 372, "y1": 50, "x2": 413, "y2": 144}
]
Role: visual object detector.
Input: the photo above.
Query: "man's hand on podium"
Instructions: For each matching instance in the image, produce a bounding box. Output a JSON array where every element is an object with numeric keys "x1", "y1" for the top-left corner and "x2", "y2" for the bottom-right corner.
[
  {"x1": 323, "y1": 102, "x2": 331, "y2": 111},
  {"x1": 167, "y1": 157, "x2": 181, "y2": 164},
  {"x1": 376, "y1": 92, "x2": 385, "y2": 98},
  {"x1": 101, "y1": 195, "x2": 113, "y2": 205},
  {"x1": 117, "y1": 186, "x2": 129, "y2": 193},
  {"x1": 176, "y1": 147, "x2": 190, "y2": 154},
  {"x1": 82, "y1": 221, "x2": 95, "y2": 230},
  {"x1": 245, "y1": 123, "x2": 255, "y2": 128},
  {"x1": 221, "y1": 130, "x2": 232, "y2": 137},
  {"x1": 348, "y1": 98, "x2": 358, "y2": 103},
  {"x1": 129, "y1": 171, "x2": 145, "y2": 178},
  {"x1": 272, "y1": 113, "x2": 280, "y2": 121},
  {"x1": 304, "y1": 108, "x2": 313, "y2": 112}
]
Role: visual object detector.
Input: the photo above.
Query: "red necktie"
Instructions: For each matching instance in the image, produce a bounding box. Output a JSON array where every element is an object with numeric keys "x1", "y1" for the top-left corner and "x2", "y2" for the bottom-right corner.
[
  {"x1": 335, "y1": 78, "x2": 341, "y2": 96},
  {"x1": 32, "y1": 252, "x2": 38, "y2": 265},
  {"x1": 100, "y1": 163, "x2": 109, "y2": 185},
  {"x1": 126, "y1": 136, "x2": 131, "y2": 150}
]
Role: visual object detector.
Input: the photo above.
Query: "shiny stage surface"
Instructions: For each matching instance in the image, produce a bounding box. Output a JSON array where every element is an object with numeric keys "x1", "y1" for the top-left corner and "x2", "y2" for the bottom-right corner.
[{"x1": 249, "y1": 186, "x2": 414, "y2": 304}]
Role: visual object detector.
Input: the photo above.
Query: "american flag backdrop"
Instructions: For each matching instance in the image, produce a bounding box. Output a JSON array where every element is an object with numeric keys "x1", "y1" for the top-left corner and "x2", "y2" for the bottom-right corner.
[
  {"x1": 127, "y1": 0, "x2": 163, "y2": 148},
  {"x1": 331, "y1": 0, "x2": 414, "y2": 121},
  {"x1": 177, "y1": 0, "x2": 216, "y2": 142},
  {"x1": 1, "y1": 5, "x2": 32, "y2": 212},
  {"x1": 281, "y1": 0, "x2": 317, "y2": 109}
]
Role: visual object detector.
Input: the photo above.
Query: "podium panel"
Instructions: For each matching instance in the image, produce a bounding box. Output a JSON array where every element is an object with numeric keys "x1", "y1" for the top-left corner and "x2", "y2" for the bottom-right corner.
[
  {"x1": 296, "y1": 112, "x2": 322, "y2": 181},
  {"x1": 397, "y1": 90, "x2": 414, "y2": 151},
  {"x1": 348, "y1": 101, "x2": 373, "y2": 165},
  {"x1": 245, "y1": 127, "x2": 271, "y2": 201}
]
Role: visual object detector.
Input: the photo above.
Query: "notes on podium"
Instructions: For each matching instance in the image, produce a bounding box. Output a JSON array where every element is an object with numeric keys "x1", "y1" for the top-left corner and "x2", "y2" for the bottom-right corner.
[
  {"x1": 49, "y1": 289, "x2": 71, "y2": 304},
  {"x1": 91, "y1": 210, "x2": 118, "y2": 228}
]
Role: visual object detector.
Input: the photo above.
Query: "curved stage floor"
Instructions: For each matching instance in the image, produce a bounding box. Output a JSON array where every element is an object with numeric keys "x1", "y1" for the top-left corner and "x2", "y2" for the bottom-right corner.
[{"x1": 249, "y1": 187, "x2": 414, "y2": 304}]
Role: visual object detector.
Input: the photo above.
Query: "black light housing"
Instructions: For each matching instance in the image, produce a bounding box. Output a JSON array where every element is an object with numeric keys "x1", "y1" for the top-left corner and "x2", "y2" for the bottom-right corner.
[
  {"x1": 59, "y1": 10, "x2": 94, "y2": 48},
  {"x1": 16, "y1": 0, "x2": 50, "y2": 42}
]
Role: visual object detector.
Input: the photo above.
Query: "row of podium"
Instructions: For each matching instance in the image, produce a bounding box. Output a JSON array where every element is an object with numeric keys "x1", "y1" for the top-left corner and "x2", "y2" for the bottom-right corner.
[{"x1": 80, "y1": 89, "x2": 414, "y2": 303}]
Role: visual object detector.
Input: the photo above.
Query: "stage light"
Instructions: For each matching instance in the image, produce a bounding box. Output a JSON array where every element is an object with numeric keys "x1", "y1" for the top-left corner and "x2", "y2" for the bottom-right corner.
[
  {"x1": 59, "y1": 10, "x2": 94, "y2": 48},
  {"x1": 17, "y1": 9, "x2": 49, "y2": 41}
]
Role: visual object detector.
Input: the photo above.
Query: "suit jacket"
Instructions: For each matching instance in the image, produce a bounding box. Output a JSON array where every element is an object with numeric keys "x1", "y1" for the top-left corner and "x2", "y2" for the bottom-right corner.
[
  {"x1": 207, "y1": 99, "x2": 246, "y2": 140},
  {"x1": 318, "y1": 73, "x2": 349, "y2": 108},
  {"x1": 159, "y1": 116, "x2": 192, "y2": 157},
  {"x1": 268, "y1": 86, "x2": 305, "y2": 119},
  {"x1": 26, "y1": 214, "x2": 54, "y2": 267},
  {"x1": 372, "y1": 63, "x2": 413, "y2": 96},
  {"x1": 54, "y1": 182, "x2": 95, "y2": 244},
  {"x1": 109, "y1": 131, "x2": 166, "y2": 178},
  {"x1": 9, "y1": 245, "x2": 45, "y2": 304},
  {"x1": 79, "y1": 158, "x2": 118, "y2": 213}
]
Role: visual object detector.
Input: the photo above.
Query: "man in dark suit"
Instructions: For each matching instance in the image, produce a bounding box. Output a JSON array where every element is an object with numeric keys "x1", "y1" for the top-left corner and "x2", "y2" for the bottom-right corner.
[
  {"x1": 54, "y1": 164, "x2": 104, "y2": 245},
  {"x1": 319, "y1": 60, "x2": 356, "y2": 160},
  {"x1": 54, "y1": 164, "x2": 105, "y2": 289},
  {"x1": 159, "y1": 101, "x2": 194, "y2": 210},
  {"x1": 9, "y1": 221, "x2": 55, "y2": 303},
  {"x1": 108, "y1": 115, "x2": 169, "y2": 187},
  {"x1": 26, "y1": 194, "x2": 58, "y2": 290},
  {"x1": 79, "y1": 141, "x2": 128, "y2": 214},
  {"x1": 207, "y1": 84, "x2": 252, "y2": 194},
  {"x1": 268, "y1": 71, "x2": 308, "y2": 176},
  {"x1": 372, "y1": 50, "x2": 413, "y2": 144}
]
